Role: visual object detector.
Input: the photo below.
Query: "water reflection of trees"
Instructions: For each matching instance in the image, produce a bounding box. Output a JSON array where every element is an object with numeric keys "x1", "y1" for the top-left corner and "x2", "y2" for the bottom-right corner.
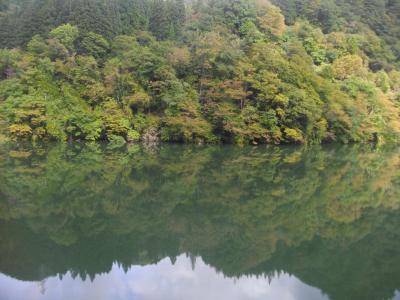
[{"x1": 0, "y1": 143, "x2": 399, "y2": 300}]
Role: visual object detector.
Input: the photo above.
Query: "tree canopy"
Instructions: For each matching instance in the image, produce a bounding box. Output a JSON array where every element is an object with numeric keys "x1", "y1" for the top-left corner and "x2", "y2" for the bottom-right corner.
[{"x1": 0, "y1": 0, "x2": 399, "y2": 144}]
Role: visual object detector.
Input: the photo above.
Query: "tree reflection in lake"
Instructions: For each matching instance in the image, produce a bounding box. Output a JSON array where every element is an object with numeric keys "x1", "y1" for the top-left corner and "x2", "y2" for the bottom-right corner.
[{"x1": 0, "y1": 143, "x2": 399, "y2": 300}]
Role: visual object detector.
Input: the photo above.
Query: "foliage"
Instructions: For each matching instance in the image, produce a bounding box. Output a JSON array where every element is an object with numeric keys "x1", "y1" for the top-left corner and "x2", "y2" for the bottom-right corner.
[{"x1": 0, "y1": 0, "x2": 399, "y2": 144}]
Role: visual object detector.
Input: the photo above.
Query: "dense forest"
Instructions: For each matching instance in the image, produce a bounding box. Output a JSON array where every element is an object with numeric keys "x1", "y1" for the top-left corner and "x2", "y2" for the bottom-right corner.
[
  {"x1": 0, "y1": 144, "x2": 400, "y2": 300},
  {"x1": 0, "y1": 0, "x2": 399, "y2": 144}
]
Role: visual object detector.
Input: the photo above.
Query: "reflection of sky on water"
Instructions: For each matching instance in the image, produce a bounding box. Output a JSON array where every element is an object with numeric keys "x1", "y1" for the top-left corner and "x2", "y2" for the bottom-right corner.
[{"x1": 0, "y1": 255, "x2": 328, "y2": 300}]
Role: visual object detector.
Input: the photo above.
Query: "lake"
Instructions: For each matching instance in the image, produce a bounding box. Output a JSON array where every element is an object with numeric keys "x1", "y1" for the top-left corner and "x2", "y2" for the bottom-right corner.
[{"x1": 0, "y1": 143, "x2": 399, "y2": 300}]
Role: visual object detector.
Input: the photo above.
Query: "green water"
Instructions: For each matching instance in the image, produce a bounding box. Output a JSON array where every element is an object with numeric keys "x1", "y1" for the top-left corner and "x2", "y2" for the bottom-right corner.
[{"x1": 0, "y1": 143, "x2": 400, "y2": 300}]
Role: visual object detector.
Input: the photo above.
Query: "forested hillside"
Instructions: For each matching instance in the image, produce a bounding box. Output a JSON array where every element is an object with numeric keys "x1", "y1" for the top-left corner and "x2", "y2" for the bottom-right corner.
[{"x1": 0, "y1": 0, "x2": 399, "y2": 144}]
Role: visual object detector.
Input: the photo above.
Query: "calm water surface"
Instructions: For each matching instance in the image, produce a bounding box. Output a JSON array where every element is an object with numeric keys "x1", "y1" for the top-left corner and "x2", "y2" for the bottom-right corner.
[{"x1": 0, "y1": 143, "x2": 400, "y2": 300}]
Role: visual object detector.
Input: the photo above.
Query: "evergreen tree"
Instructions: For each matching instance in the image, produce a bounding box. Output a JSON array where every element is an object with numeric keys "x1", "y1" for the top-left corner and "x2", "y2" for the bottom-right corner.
[{"x1": 149, "y1": 0, "x2": 168, "y2": 40}]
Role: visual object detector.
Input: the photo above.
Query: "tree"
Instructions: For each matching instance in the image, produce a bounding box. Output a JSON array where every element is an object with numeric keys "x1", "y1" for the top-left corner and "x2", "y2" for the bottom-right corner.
[
  {"x1": 49, "y1": 24, "x2": 79, "y2": 53},
  {"x1": 149, "y1": 0, "x2": 168, "y2": 40},
  {"x1": 332, "y1": 54, "x2": 366, "y2": 80},
  {"x1": 257, "y1": 3, "x2": 286, "y2": 36},
  {"x1": 78, "y1": 32, "x2": 110, "y2": 59}
]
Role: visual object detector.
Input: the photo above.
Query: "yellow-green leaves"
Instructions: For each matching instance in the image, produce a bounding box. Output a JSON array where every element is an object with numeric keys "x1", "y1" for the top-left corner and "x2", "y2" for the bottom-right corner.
[
  {"x1": 332, "y1": 55, "x2": 367, "y2": 80},
  {"x1": 49, "y1": 24, "x2": 79, "y2": 53}
]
